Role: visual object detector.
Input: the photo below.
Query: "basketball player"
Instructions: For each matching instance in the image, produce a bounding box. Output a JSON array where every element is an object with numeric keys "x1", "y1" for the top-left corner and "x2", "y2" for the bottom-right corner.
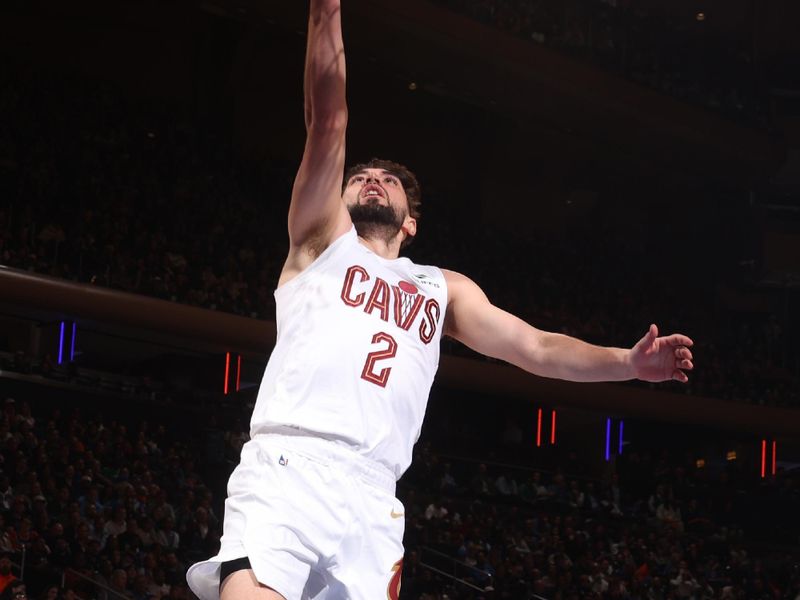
[{"x1": 186, "y1": 0, "x2": 694, "y2": 598}]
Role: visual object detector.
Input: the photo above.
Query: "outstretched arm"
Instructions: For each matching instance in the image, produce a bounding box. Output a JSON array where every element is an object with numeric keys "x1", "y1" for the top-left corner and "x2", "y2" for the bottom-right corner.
[
  {"x1": 286, "y1": 0, "x2": 352, "y2": 260},
  {"x1": 443, "y1": 270, "x2": 694, "y2": 383}
]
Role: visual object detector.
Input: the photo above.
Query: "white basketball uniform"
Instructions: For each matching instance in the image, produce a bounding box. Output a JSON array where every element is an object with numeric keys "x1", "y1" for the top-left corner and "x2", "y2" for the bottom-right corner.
[{"x1": 187, "y1": 226, "x2": 448, "y2": 600}]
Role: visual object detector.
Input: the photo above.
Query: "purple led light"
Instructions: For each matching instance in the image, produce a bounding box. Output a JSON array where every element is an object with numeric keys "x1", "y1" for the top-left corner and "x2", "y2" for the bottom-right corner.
[
  {"x1": 618, "y1": 420, "x2": 624, "y2": 455},
  {"x1": 58, "y1": 322, "x2": 65, "y2": 365},
  {"x1": 605, "y1": 418, "x2": 611, "y2": 461},
  {"x1": 70, "y1": 322, "x2": 76, "y2": 361}
]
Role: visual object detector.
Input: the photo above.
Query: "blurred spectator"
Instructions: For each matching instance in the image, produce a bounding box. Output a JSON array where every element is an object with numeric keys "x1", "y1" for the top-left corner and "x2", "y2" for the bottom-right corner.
[
  {"x1": 0, "y1": 554, "x2": 17, "y2": 594},
  {"x1": 0, "y1": 579, "x2": 25, "y2": 600}
]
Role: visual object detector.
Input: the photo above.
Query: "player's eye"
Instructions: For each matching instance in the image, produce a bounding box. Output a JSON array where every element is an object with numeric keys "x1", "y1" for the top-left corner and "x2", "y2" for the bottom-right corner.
[
  {"x1": 351, "y1": 176, "x2": 364, "y2": 184},
  {"x1": 384, "y1": 176, "x2": 399, "y2": 185}
]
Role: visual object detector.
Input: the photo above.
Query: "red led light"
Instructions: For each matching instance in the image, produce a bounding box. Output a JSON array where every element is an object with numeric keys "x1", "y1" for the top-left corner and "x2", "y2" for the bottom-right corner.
[
  {"x1": 551, "y1": 410, "x2": 556, "y2": 445},
  {"x1": 236, "y1": 355, "x2": 242, "y2": 392},
  {"x1": 761, "y1": 439, "x2": 766, "y2": 479},
  {"x1": 224, "y1": 352, "x2": 231, "y2": 395},
  {"x1": 772, "y1": 441, "x2": 776, "y2": 476},
  {"x1": 536, "y1": 408, "x2": 542, "y2": 447}
]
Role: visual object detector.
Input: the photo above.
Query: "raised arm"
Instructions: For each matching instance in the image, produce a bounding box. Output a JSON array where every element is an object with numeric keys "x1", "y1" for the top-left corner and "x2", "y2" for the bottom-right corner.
[
  {"x1": 284, "y1": 1, "x2": 352, "y2": 272},
  {"x1": 443, "y1": 270, "x2": 694, "y2": 383}
]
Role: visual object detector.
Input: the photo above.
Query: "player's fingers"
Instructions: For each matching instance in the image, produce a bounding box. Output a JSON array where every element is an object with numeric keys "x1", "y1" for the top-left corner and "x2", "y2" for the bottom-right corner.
[
  {"x1": 674, "y1": 347, "x2": 693, "y2": 361},
  {"x1": 677, "y1": 359, "x2": 693, "y2": 370},
  {"x1": 634, "y1": 324, "x2": 657, "y2": 351},
  {"x1": 672, "y1": 370, "x2": 689, "y2": 383},
  {"x1": 665, "y1": 333, "x2": 693, "y2": 347}
]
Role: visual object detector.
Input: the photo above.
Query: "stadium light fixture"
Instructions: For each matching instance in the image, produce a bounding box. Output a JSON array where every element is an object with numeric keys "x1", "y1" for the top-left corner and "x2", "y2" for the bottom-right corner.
[
  {"x1": 58, "y1": 322, "x2": 65, "y2": 365},
  {"x1": 536, "y1": 408, "x2": 542, "y2": 447},
  {"x1": 772, "y1": 440, "x2": 777, "y2": 476},
  {"x1": 224, "y1": 352, "x2": 231, "y2": 395}
]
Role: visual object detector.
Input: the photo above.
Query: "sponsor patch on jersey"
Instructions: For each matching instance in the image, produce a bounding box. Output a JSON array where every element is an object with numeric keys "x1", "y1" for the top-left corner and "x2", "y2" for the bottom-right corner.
[
  {"x1": 412, "y1": 273, "x2": 441, "y2": 288},
  {"x1": 278, "y1": 454, "x2": 288, "y2": 466}
]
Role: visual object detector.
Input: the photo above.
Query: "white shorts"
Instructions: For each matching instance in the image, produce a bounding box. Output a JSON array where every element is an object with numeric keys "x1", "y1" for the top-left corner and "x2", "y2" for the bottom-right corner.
[{"x1": 186, "y1": 433, "x2": 405, "y2": 600}]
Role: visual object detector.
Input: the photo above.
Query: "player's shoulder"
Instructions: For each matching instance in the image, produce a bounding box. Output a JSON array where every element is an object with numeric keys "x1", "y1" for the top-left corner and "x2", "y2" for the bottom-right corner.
[
  {"x1": 280, "y1": 225, "x2": 358, "y2": 287},
  {"x1": 439, "y1": 270, "x2": 488, "y2": 306},
  {"x1": 441, "y1": 269, "x2": 480, "y2": 289},
  {"x1": 440, "y1": 269, "x2": 467, "y2": 283}
]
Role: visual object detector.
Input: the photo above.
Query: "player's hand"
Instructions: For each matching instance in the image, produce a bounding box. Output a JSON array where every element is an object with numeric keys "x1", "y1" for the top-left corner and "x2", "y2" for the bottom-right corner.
[{"x1": 629, "y1": 324, "x2": 694, "y2": 383}]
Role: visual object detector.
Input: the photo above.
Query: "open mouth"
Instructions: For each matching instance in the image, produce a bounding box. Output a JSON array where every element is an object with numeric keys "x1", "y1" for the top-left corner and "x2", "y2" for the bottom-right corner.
[{"x1": 360, "y1": 184, "x2": 386, "y2": 201}]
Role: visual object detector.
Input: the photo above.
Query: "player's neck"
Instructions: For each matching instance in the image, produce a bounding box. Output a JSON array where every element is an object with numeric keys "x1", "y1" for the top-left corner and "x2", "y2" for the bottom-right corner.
[{"x1": 357, "y1": 235, "x2": 402, "y2": 260}]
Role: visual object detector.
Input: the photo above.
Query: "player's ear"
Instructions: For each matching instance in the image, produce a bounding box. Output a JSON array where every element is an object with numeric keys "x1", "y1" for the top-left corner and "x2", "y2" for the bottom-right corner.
[{"x1": 402, "y1": 216, "x2": 417, "y2": 241}]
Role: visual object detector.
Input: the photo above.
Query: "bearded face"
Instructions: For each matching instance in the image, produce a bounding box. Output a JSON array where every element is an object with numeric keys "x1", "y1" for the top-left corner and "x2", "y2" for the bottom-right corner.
[{"x1": 348, "y1": 201, "x2": 405, "y2": 245}]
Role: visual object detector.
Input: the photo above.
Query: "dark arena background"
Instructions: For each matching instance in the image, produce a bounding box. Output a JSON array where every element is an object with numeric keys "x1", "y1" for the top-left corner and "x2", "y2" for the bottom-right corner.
[{"x1": 1, "y1": 0, "x2": 800, "y2": 598}]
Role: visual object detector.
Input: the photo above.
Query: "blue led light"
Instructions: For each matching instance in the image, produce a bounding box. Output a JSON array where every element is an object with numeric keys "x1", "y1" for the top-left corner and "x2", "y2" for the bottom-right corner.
[{"x1": 58, "y1": 322, "x2": 65, "y2": 365}]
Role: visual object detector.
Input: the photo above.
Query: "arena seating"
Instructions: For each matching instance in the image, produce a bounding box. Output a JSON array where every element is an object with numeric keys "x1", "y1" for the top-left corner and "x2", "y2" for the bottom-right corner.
[
  {"x1": 0, "y1": 397, "x2": 797, "y2": 598},
  {"x1": 0, "y1": 70, "x2": 796, "y2": 411}
]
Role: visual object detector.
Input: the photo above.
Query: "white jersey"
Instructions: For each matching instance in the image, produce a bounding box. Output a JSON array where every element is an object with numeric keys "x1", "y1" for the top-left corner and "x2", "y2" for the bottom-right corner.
[{"x1": 251, "y1": 226, "x2": 448, "y2": 479}]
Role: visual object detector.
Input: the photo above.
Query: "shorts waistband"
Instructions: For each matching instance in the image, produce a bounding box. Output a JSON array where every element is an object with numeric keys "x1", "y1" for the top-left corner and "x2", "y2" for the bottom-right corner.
[{"x1": 252, "y1": 429, "x2": 396, "y2": 495}]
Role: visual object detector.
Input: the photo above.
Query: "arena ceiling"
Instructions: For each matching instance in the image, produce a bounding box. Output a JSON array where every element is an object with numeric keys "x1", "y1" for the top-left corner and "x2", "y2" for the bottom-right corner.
[
  {"x1": 635, "y1": 0, "x2": 799, "y2": 63},
  {"x1": 2, "y1": 0, "x2": 791, "y2": 183}
]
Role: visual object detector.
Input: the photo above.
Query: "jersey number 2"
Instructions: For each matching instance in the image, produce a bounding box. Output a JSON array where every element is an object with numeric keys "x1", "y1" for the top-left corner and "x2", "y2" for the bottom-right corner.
[{"x1": 361, "y1": 332, "x2": 397, "y2": 387}]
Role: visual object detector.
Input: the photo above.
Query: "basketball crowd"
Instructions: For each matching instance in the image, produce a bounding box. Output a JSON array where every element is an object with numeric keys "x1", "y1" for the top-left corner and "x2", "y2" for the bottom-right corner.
[
  {"x1": 0, "y1": 6, "x2": 799, "y2": 597},
  {"x1": 0, "y1": 394, "x2": 797, "y2": 599},
  {"x1": 0, "y1": 71, "x2": 796, "y2": 410}
]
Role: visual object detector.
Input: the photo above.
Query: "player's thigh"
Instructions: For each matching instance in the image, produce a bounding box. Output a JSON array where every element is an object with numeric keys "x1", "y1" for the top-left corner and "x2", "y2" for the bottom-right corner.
[{"x1": 220, "y1": 569, "x2": 287, "y2": 600}]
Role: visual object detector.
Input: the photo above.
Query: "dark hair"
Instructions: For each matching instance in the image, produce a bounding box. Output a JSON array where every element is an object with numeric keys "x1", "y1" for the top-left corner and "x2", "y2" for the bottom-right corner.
[
  {"x1": 343, "y1": 158, "x2": 422, "y2": 221},
  {"x1": 0, "y1": 579, "x2": 23, "y2": 600}
]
